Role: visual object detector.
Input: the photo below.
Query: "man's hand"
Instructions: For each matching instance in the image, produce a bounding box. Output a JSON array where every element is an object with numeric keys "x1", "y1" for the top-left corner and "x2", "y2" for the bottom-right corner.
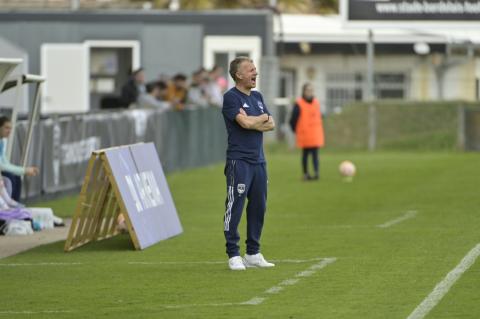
[
  {"x1": 258, "y1": 114, "x2": 275, "y2": 132},
  {"x1": 25, "y1": 166, "x2": 39, "y2": 177},
  {"x1": 235, "y1": 109, "x2": 269, "y2": 130}
]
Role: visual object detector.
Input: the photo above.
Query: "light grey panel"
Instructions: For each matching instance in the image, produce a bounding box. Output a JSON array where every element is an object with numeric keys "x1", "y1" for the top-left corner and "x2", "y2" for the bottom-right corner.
[
  {"x1": 0, "y1": 37, "x2": 29, "y2": 112},
  {"x1": 0, "y1": 21, "x2": 143, "y2": 75},
  {"x1": 105, "y1": 143, "x2": 183, "y2": 249},
  {"x1": 0, "y1": 22, "x2": 81, "y2": 109},
  {"x1": 78, "y1": 22, "x2": 142, "y2": 41},
  {"x1": 0, "y1": 22, "x2": 78, "y2": 74},
  {"x1": 142, "y1": 24, "x2": 203, "y2": 79}
]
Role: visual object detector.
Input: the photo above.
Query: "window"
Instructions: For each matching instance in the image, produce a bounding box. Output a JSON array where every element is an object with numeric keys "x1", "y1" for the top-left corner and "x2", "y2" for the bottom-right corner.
[
  {"x1": 375, "y1": 73, "x2": 409, "y2": 99},
  {"x1": 325, "y1": 73, "x2": 363, "y2": 113},
  {"x1": 324, "y1": 71, "x2": 409, "y2": 113},
  {"x1": 212, "y1": 51, "x2": 251, "y2": 88},
  {"x1": 41, "y1": 40, "x2": 140, "y2": 113},
  {"x1": 213, "y1": 53, "x2": 229, "y2": 78},
  {"x1": 279, "y1": 69, "x2": 295, "y2": 99},
  {"x1": 204, "y1": 36, "x2": 261, "y2": 89}
]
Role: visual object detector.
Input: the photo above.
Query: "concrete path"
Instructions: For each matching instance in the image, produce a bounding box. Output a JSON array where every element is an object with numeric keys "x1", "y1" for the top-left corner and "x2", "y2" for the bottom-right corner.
[{"x1": 0, "y1": 219, "x2": 71, "y2": 259}]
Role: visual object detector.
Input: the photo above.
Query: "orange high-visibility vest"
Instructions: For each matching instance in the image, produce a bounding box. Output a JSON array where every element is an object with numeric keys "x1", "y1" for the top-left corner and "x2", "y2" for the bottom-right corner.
[{"x1": 295, "y1": 97, "x2": 324, "y2": 148}]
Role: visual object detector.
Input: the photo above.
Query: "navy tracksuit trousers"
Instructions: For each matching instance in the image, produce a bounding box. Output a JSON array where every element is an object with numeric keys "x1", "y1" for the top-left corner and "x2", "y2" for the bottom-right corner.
[
  {"x1": 223, "y1": 159, "x2": 268, "y2": 258},
  {"x1": 2, "y1": 172, "x2": 21, "y2": 201}
]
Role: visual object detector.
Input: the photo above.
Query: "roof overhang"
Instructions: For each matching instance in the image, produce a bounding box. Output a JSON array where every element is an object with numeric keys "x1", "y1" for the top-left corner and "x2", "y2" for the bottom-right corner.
[{"x1": 274, "y1": 14, "x2": 480, "y2": 45}]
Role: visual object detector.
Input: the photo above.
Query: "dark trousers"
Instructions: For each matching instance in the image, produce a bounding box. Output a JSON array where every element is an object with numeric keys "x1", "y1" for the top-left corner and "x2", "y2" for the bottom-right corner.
[
  {"x1": 302, "y1": 147, "x2": 319, "y2": 177},
  {"x1": 2, "y1": 171, "x2": 21, "y2": 201},
  {"x1": 223, "y1": 160, "x2": 268, "y2": 258}
]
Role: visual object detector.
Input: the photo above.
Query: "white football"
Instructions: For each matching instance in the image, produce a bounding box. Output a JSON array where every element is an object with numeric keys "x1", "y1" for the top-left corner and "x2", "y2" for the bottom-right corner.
[{"x1": 339, "y1": 160, "x2": 356, "y2": 177}]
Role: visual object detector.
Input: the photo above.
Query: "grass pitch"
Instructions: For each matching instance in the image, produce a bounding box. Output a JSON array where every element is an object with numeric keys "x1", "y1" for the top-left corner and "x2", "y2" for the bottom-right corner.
[{"x1": 1, "y1": 148, "x2": 479, "y2": 318}]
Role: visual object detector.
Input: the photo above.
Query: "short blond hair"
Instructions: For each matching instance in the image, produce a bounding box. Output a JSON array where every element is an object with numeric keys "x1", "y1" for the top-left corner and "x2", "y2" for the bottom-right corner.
[{"x1": 229, "y1": 56, "x2": 252, "y2": 82}]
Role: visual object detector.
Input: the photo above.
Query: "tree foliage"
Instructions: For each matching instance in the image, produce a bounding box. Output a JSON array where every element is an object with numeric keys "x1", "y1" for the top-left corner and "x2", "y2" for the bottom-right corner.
[{"x1": 142, "y1": 0, "x2": 338, "y2": 13}]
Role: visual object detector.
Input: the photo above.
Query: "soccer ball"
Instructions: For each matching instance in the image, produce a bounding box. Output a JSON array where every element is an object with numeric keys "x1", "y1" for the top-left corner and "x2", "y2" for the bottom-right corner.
[{"x1": 339, "y1": 160, "x2": 356, "y2": 179}]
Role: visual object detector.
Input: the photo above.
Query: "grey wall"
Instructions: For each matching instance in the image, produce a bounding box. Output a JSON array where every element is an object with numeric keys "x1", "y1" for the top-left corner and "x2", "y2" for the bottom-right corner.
[
  {"x1": 0, "y1": 37, "x2": 29, "y2": 112},
  {"x1": 0, "y1": 10, "x2": 272, "y2": 53},
  {"x1": 0, "y1": 21, "x2": 203, "y2": 81},
  {"x1": 0, "y1": 10, "x2": 274, "y2": 110},
  {"x1": 142, "y1": 24, "x2": 202, "y2": 78}
]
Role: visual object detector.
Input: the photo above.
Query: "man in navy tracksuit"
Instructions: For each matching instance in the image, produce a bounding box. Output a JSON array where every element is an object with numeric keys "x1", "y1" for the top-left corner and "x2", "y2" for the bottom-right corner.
[{"x1": 222, "y1": 56, "x2": 276, "y2": 271}]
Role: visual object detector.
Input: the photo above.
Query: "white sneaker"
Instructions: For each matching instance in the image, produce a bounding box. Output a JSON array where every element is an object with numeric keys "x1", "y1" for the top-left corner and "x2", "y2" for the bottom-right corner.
[
  {"x1": 228, "y1": 256, "x2": 246, "y2": 271},
  {"x1": 243, "y1": 253, "x2": 275, "y2": 268}
]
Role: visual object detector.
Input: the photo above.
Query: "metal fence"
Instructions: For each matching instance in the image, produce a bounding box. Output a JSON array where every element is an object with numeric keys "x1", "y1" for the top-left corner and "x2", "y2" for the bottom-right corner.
[
  {"x1": 463, "y1": 107, "x2": 480, "y2": 151},
  {"x1": 321, "y1": 101, "x2": 480, "y2": 151},
  {"x1": 11, "y1": 108, "x2": 227, "y2": 199},
  {"x1": 279, "y1": 101, "x2": 480, "y2": 151}
]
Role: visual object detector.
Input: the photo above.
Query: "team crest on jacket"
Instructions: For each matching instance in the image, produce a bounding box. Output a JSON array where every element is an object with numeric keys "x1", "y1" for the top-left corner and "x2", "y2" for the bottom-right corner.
[
  {"x1": 257, "y1": 101, "x2": 264, "y2": 113},
  {"x1": 237, "y1": 183, "x2": 246, "y2": 195}
]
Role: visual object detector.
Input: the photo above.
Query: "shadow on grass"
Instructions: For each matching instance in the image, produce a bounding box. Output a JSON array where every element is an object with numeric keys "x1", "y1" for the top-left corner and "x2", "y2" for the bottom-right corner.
[
  {"x1": 12, "y1": 234, "x2": 135, "y2": 260},
  {"x1": 67, "y1": 234, "x2": 135, "y2": 253}
]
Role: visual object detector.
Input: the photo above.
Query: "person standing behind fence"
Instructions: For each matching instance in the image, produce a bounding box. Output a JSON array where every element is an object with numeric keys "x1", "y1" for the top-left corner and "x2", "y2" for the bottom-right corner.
[
  {"x1": 167, "y1": 73, "x2": 188, "y2": 111},
  {"x1": 289, "y1": 83, "x2": 325, "y2": 181},
  {"x1": 211, "y1": 65, "x2": 228, "y2": 92},
  {"x1": 0, "y1": 116, "x2": 39, "y2": 201},
  {"x1": 205, "y1": 66, "x2": 224, "y2": 108},
  {"x1": 120, "y1": 68, "x2": 146, "y2": 107},
  {"x1": 187, "y1": 70, "x2": 210, "y2": 109},
  {"x1": 137, "y1": 81, "x2": 171, "y2": 111}
]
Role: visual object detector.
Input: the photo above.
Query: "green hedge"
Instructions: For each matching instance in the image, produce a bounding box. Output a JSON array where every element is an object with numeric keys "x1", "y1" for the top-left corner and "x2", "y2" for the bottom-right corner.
[{"x1": 323, "y1": 101, "x2": 480, "y2": 151}]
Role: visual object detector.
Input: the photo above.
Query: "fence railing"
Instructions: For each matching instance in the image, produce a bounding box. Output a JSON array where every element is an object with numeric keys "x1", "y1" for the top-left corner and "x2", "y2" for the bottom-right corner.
[
  {"x1": 277, "y1": 100, "x2": 480, "y2": 151},
  {"x1": 12, "y1": 108, "x2": 227, "y2": 199},
  {"x1": 322, "y1": 101, "x2": 480, "y2": 151}
]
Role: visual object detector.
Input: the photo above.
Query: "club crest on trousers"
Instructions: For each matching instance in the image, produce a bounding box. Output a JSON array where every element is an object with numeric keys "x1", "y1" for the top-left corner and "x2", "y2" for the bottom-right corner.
[{"x1": 237, "y1": 183, "x2": 245, "y2": 195}]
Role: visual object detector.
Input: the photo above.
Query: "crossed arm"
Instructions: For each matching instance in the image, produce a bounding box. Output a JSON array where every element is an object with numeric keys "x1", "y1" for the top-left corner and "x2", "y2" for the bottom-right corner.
[{"x1": 235, "y1": 108, "x2": 275, "y2": 132}]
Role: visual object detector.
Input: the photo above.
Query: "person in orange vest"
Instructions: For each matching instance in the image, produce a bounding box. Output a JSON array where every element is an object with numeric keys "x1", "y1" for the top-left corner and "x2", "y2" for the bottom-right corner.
[{"x1": 289, "y1": 83, "x2": 325, "y2": 181}]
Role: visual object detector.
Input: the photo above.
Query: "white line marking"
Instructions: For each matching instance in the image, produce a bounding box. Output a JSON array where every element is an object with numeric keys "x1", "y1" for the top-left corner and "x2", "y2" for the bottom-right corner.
[
  {"x1": 0, "y1": 262, "x2": 83, "y2": 267},
  {"x1": 0, "y1": 258, "x2": 337, "y2": 312},
  {"x1": 128, "y1": 257, "x2": 326, "y2": 265},
  {"x1": 314, "y1": 225, "x2": 371, "y2": 229},
  {"x1": 240, "y1": 297, "x2": 266, "y2": 305},
  {"x1": 280, "y1": 278, "x2": 300, "y2": 286},
  {"x1": 271, "y1": 258, "x2": 326, "y2": 263},
  {"x1": 163, "y1": 302, "x2": 237, "y2": 309},
  {"x1": 0, "y1": 258, "x2": 327, "y2": 267},
  {"x1": 311, "y1": 261, "x2": 334, "y2": 270},
  {"x1": 163, "y1": 297, "x2": 267, "y2": 309},
  {"x1": 296, "y1": 270, "x2": 315, "y2": 277},
  {"x1": 246, "y1": 257, "x2": 337, "y2": 305},
  {"x1": 265, "y1": 286, "x2": 284, "y2": 294},
  {"x1": 0, "y1": 310, "x2": 74, "y2": 314},
  {"x1": 406, "y1": 243, "x2": 480, "y2": 319},
  {"x1": 377, "y1": 210, "x2": 417, "y2": 228},
  {"x1": 128, "y1": 261, "x2": 225, "y2": 265},
  {"x1": 160, "y1": 257, "x2": 336, "y2": 309}
]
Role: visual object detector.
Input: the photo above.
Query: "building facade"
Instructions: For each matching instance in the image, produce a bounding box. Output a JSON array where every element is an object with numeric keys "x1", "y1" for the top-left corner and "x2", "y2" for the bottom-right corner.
[{"x1": 275, "y1": 13, "x2": 480, "y2": 113}]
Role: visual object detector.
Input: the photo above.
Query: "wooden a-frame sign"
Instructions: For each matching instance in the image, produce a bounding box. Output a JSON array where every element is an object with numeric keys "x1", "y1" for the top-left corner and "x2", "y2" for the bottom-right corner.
[{"x1": 64, "y1": 143, "x2": 183, "y2": 252}]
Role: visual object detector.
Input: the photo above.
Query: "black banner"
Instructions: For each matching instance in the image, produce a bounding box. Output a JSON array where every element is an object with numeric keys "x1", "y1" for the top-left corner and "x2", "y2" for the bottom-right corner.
[{"x1": 348, "y1": 0, "x2": 480, "y2": 21}]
